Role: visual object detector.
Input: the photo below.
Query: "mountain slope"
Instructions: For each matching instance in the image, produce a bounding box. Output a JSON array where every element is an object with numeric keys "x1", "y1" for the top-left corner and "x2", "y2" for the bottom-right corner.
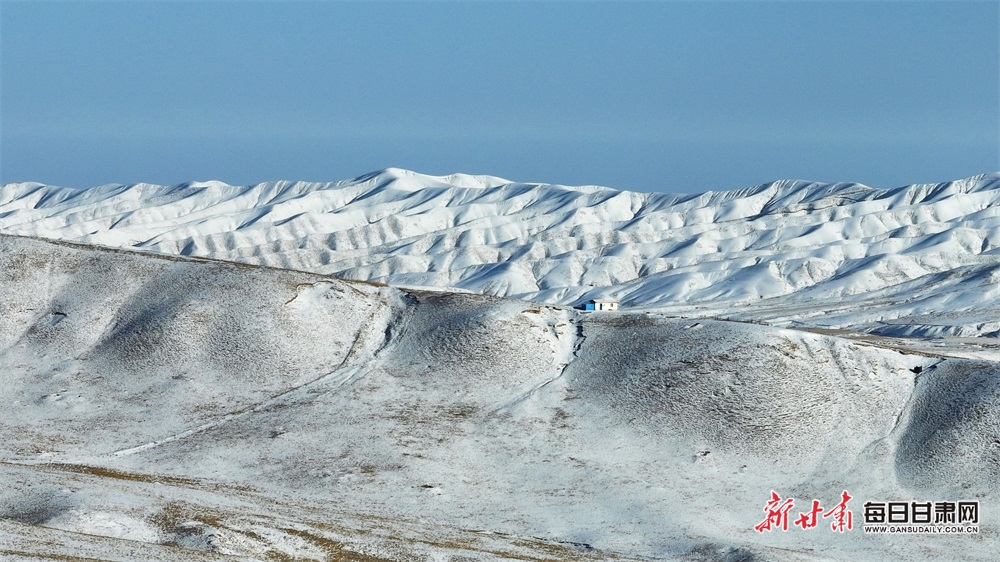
[
  {"x1": 2, "y1": 234, "x2": 998, "y2": 561},
  {"x1": 2, "y1": 169, "x2": 999, "y2": 335}
]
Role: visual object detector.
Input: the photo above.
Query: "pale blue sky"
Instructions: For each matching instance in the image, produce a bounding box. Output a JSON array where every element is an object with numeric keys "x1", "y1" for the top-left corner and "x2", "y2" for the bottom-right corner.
[{"x1": 2, "y1": 1, "x2": 998, "y2": 193}]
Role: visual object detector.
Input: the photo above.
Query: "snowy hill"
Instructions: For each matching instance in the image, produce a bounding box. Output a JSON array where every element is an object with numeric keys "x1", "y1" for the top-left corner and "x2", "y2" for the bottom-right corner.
[
  {"x1": 2, "y1": 234, "x2": 998, "y2": 561},
  {"x1": 2, "y1": 169, "x2": 999, "y2": 337}
]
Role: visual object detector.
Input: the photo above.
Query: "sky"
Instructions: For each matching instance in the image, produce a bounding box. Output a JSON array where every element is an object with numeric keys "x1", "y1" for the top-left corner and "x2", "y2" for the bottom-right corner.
[{"x1": 1, "y1": 1, "x2": 998, "y2": 194}]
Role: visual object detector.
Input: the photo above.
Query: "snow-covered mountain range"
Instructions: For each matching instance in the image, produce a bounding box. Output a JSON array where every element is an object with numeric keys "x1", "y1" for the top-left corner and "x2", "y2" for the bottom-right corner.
[
  {"x1": 3, "y1": 170, "x2": 999, "y2": 561},
  {"x1": 3, "y1": 234, "x2": 996, "y2": 561},
  {"x1": 2, "y1": 169, "x2": 999, "y2": 336}
]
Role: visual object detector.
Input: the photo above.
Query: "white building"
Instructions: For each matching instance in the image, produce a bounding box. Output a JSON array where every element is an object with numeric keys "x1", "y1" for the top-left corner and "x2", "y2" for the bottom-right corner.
[{"x1": 584, "y1": 299, "x2": 619, "y2": 311}]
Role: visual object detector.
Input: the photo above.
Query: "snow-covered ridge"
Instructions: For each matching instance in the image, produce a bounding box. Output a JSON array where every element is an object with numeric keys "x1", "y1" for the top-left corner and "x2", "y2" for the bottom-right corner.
[
  {"x1": 2, "y1": 169, "x2": 999, "y2": 335},
  {"x1": 3, "y1": 234, "x2": 998, "y2": 561}
]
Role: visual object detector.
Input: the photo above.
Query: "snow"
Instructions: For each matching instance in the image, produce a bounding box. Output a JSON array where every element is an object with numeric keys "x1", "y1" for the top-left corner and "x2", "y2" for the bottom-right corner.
[
  {"x1": 2, "y1": 170, "x2": 998, "y2": 338},
  {"x1": 2, "y1": 169, "x2": 999, "y2": 561},
  {"x1": 1, "y1": 234, "x2": 998, "y2": 561}
]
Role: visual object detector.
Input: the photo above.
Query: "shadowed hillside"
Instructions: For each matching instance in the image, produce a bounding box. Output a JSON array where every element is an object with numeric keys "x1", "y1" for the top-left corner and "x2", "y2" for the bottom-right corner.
[{"x1": 1, "y1": 234, "x2": 998, "y2": 561}]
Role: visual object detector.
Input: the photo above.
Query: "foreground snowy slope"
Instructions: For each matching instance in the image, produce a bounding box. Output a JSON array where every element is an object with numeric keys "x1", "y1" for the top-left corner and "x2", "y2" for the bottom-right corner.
[
  {"x1": 2, "y1": 234, "x2": 998, "y2": 561},
  {"x1": 2, "y1": 169, "x2": 998, "y2": 336}
]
